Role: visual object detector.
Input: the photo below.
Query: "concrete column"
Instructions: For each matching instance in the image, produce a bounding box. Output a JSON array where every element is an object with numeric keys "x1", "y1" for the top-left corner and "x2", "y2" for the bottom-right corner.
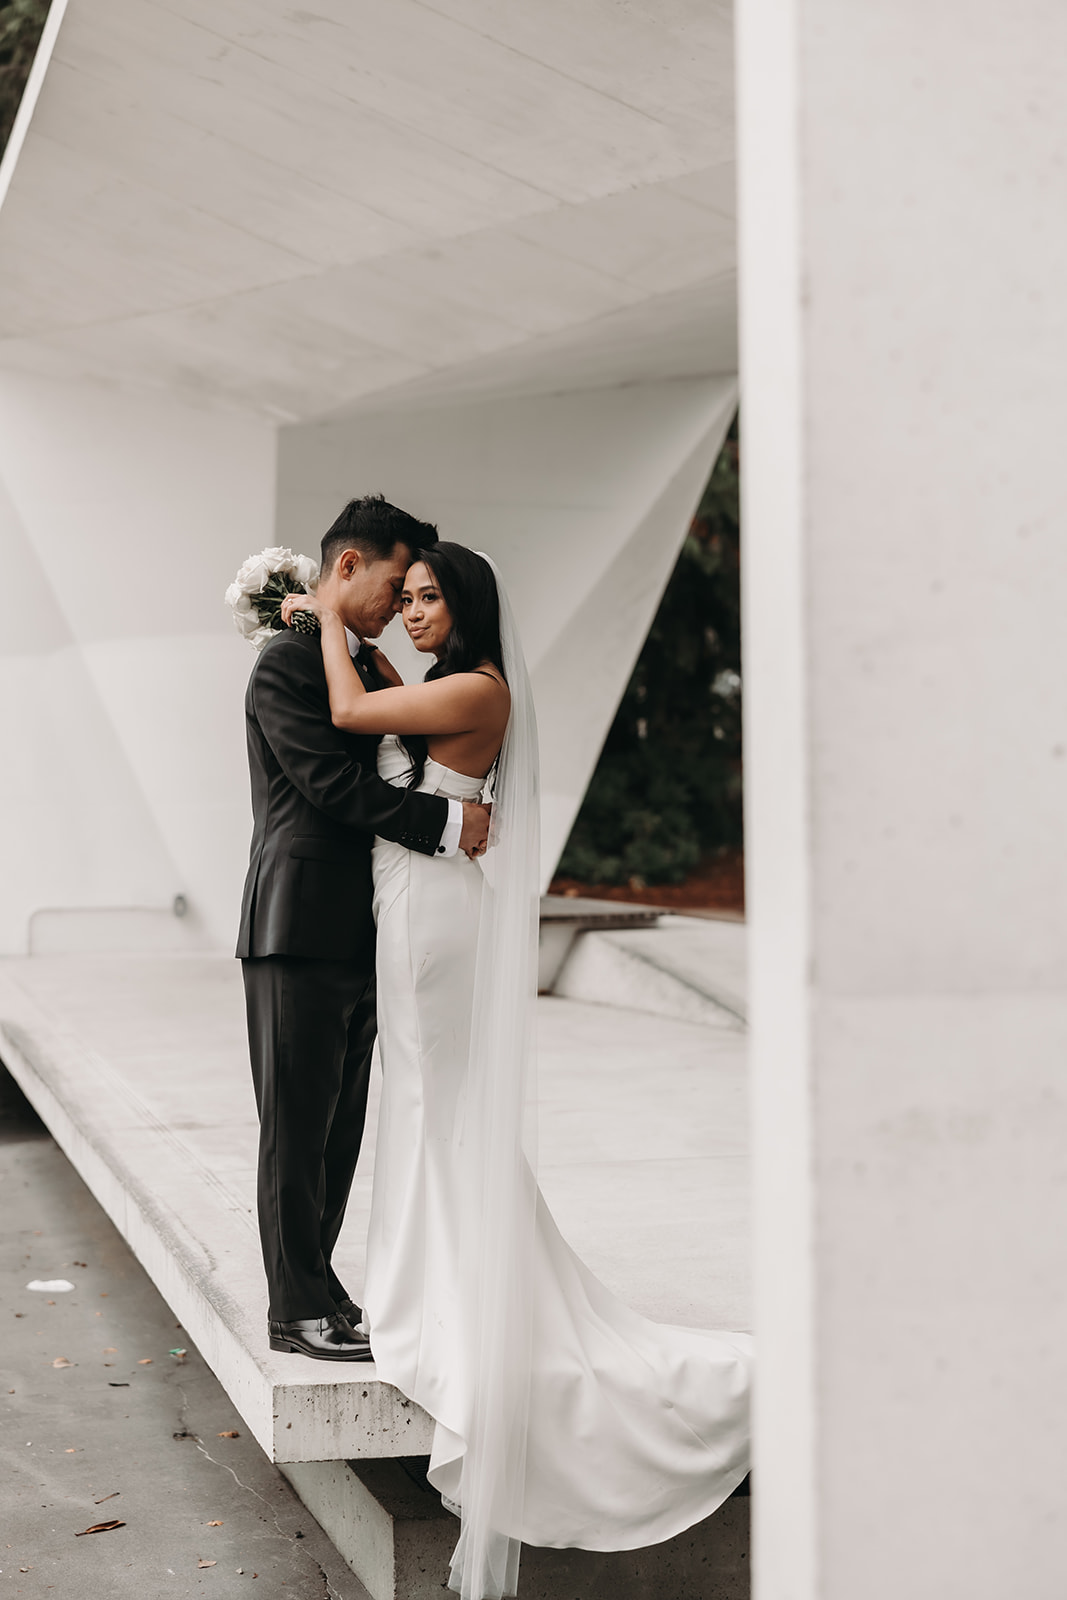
[{"x1": 738, "y1": 2, "x2": 1067, "y2": 1597}]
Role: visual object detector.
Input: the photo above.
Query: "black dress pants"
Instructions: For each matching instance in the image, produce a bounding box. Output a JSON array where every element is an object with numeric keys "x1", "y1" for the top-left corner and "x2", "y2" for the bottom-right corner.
[{"x1": 242, "y1": 955, "x2": 377, "y2": 1321}]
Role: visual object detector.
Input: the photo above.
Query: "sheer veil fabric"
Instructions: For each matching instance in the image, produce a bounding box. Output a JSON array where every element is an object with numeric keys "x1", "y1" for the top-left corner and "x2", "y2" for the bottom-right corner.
[
  {"x1": 365, "y1": 557, "x2": 753, "y2": 1600},
  {"x1": 435, "y1": 556, "x2": 540, "y2": 1599}
]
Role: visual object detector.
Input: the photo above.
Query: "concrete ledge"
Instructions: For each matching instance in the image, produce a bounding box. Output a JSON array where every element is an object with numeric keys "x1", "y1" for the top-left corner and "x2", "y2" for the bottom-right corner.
[
  {"x1": 0, "y1": 967, "x2": 432, "y2": 1464},
  {"x1": 538, "y1": 895, "x2": 661, "y2": 991},
  {"x1": 283, "y1": 1455, "x2": 751, "y2": 1600},
  {"x1": 553, "y1": 915, "x2": 747, "y2": 1028}
]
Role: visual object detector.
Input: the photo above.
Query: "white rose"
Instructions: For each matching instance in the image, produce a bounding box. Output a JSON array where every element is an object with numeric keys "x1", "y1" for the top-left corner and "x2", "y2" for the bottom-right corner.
[
  {"x1": 294, "y1": 554, "x2": 319, "y2": 589},
  {"x1": 251, "y1": 624, "x2": 275, "y2": 651},
  {"x1": 263, "y1": 546, "x2": 296, "y2": 573},
  {"x1": 237, "y1": 557, "x2": 270, "y2": 594}
]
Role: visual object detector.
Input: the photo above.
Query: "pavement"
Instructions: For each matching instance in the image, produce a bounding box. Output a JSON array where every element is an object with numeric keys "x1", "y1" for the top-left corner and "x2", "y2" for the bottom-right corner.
[{"x1": 0, "y1": 1070, "x2": 368, "y2": 1600}]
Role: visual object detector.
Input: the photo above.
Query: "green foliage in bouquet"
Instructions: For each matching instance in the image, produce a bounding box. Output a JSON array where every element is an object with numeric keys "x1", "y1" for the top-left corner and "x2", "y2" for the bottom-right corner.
[
  {"x1": 254, "y1": 572, "x2": 321, "y2": 637},
  {"x1": 557, "y1": 414, "x2": 742, "y2": 887}
]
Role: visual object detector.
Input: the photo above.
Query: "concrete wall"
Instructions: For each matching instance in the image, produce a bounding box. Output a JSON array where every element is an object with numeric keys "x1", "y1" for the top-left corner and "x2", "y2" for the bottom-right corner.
[
  {"x1": 0, "y1": 371, "x2": 733, "y2": 947},
  {"x1": 737, "y1": 1, "x2": 1067, "y2": 1596},
  {"x1": 0, "y1": 374, "x2": 275, "y2": 951},
  {"x1": 278, "y1": 377, "x2": 737, "y2": 882}
]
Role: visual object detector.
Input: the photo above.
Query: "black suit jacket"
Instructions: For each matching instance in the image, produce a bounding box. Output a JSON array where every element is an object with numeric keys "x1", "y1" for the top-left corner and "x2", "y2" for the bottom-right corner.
[{"x1": 236, "y1": 630, "x2": 449, "y2": 962}]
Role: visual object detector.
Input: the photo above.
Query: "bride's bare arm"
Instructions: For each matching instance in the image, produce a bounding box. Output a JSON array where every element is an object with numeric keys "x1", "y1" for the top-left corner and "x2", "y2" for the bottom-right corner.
[
  {"x1": 326, "y1": 672, "x2": 507, "y2": 737},
  {"x1": 280, "y1": 590, "x2": 507, "y2": 736}
]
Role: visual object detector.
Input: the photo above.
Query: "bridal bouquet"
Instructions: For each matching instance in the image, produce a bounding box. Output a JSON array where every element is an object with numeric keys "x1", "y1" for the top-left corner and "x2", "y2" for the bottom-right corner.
[{"x1": 225, "y1": 547, "x2": 320, "y2": 650}]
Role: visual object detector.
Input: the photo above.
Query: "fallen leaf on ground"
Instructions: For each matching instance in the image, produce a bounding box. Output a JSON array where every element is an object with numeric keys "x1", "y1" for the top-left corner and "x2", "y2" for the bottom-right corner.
[
  {"x1": 103, "y1": 1347, "x2": 117, "y2": 1353},
  {"x1": 52, "y1": 1357, "x2": 72, "y2": 1369},
  {"x1": 94, "y1": 1493, "x2": 120, "y2": 1504},
  {"x1": 137, "y1": 1358, "x2": 152, "y2": 1365},
  {"x1": 198, "y1": 1559, "x2": 217, "y2": 1568},
  {"x1": 206, "y1": 1520, "x2": 223, "y2": 1526},
  {"x1": 108, "y1": 1382, "x2": 130, "y2": 1388},
  {"x1": 217, "y1": 1430, "x2": 239, "y2": 1438},
  {"x1": 65, "y1": 1448, "x2": 76, "y2": 1454},
  {"x1": 74, "y1": 1520, "x2": 125, "y2": 1537}
]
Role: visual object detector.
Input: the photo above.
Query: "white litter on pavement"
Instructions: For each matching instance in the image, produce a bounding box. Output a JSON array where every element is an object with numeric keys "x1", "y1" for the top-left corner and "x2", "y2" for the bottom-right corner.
[{"x1": 26, "y1": 1279, "x2": 75, "y2": 1292}]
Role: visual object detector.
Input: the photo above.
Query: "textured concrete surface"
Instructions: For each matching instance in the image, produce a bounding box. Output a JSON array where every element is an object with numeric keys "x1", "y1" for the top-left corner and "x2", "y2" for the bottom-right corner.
[
  {"x1": 0, "y1": 955, "x2": 749, "y2": 1472},
  {"x1": 0, "y1": 1069, "x2": 367, "y2": 1599},
  {"x1": 0, "y1": 4, "x2": 733, "y2": 417},
  {"x1": 285, "y1": 1457, "x2": 749, "y2": 1600}
]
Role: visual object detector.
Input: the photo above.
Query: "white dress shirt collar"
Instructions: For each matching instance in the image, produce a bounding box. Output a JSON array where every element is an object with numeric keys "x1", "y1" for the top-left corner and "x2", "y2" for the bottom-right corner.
[{"x1": 344, "y1": 626, "x2": 362, "y2": 658}]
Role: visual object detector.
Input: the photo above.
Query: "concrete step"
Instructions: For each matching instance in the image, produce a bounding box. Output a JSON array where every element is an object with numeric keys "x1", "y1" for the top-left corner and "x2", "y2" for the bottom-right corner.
[
  {"x1": 551, "y1": 913, "x2": 747, "y2": 1029},
  {"x1": 283, "y1": 1456, "x2": 750, "y2": 1600}
]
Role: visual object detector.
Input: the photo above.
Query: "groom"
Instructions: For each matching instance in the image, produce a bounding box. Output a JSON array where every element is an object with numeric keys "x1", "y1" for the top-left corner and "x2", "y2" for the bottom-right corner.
[{"x1": 237, "y1": 494, "x2": 491, "y2": 1360}]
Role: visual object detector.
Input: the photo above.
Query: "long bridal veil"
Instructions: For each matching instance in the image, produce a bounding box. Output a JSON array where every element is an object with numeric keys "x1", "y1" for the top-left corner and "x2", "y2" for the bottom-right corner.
[{"x1": 435, "y1": 556, "x2": 540, "y2": 1600}]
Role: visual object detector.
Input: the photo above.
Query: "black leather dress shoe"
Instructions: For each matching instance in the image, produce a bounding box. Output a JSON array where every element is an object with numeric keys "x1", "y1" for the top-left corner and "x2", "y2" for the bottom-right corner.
[
  {"x1": 336, "y1": 1297, "x2": 365, "y2": 1331},
  {"x1": 267, "y1": 1313, "x2": 373, "y2": 1361}
]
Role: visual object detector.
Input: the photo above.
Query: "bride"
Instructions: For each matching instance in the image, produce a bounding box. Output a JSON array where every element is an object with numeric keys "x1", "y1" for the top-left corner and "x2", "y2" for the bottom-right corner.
[{"x1": 281, "y1": 544, "x2": 752, "y2": 1600}]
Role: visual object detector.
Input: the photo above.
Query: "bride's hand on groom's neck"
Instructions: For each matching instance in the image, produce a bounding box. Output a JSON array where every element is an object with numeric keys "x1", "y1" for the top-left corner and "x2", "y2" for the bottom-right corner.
[{"x1": 281, "y1": 592, "x2": 338, "y2": 628}]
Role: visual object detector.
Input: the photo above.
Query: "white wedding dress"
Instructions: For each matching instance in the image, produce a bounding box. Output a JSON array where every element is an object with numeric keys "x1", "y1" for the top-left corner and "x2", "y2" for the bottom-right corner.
[{"x1": 363, "y1": 733, "x2": 753, "y2": 1562}]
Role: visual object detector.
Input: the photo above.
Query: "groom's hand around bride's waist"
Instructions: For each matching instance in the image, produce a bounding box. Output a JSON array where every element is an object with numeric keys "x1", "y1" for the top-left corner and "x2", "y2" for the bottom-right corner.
[{"x1": 460, "y1": 801, "x2": 492, "y2": 860}]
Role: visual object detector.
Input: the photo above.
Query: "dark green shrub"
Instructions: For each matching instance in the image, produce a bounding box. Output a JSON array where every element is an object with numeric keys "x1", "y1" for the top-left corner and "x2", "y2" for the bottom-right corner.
[
  {"x1": 0, "y1": 2, "x2": 51, "y2": 158},
  {"x1": 557, "y1": 415, "x2": 742, "y2": 887}
]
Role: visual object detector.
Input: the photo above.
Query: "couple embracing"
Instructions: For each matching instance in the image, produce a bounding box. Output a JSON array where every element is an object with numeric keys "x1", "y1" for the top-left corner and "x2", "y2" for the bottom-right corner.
[{"x1": 237, "y1": 494, "x2": 752, "y2": 1600}]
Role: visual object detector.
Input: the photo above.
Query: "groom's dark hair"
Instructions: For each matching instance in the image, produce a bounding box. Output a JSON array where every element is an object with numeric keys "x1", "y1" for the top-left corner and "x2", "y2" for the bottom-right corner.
[{"x1": 320, "y1": 493, "x2": 438, "y2": 575}]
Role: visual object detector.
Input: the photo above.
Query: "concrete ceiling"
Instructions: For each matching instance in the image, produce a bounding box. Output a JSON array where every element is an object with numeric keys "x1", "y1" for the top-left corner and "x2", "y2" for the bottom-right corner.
[{"x1": 0, "y1": 0, "x2": 736, "y2": 420}]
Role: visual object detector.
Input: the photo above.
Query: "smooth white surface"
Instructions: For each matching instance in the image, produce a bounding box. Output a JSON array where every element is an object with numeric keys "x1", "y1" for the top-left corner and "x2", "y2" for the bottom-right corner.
[
  {"x1": 735, "y1": 1, "x2": 814, "y2": 1595},
  {"x1": 738, "y1": 2, "x2": 1067, "y2": 1595},
  {"x1": 0, "y1": 375, "x2": 275, "y2": 952},
  {"x1": 0, "y1": 0, "x2": 734, "y2": 420}
]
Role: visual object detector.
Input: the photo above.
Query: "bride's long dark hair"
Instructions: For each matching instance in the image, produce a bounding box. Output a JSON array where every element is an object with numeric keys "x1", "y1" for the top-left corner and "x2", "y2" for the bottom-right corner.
[{"x1": 401, "y1": 541, "x2": 506, "y2": 788}]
